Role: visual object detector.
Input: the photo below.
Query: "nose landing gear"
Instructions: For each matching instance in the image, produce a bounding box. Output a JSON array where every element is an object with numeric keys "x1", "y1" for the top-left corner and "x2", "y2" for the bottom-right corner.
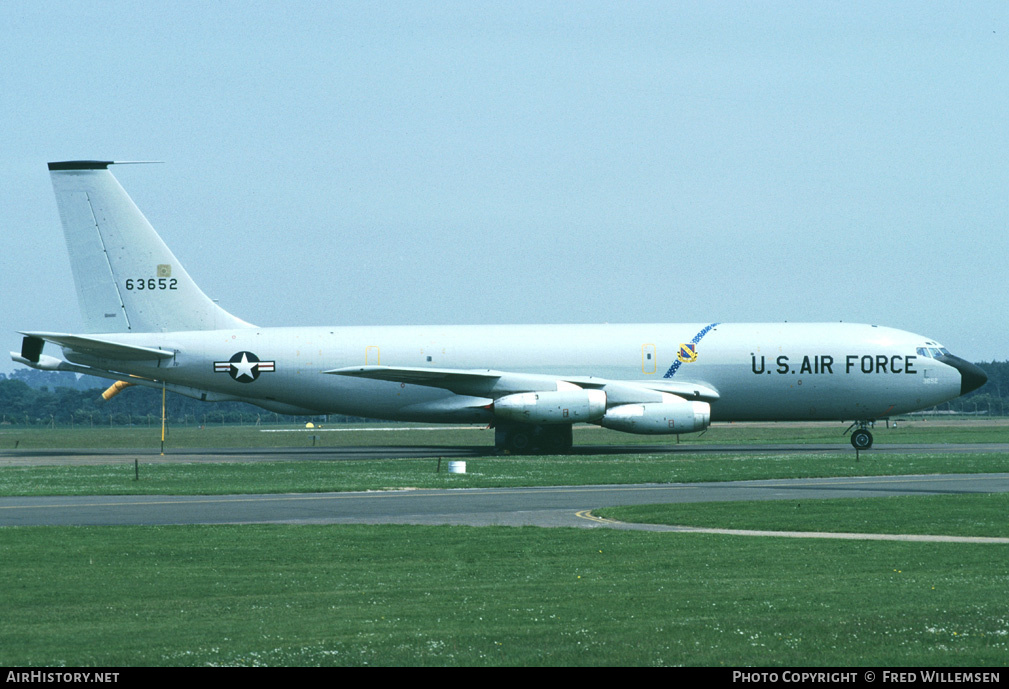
[{"x1": 845, "y1": 421, "x2": 874, "y2": 450}]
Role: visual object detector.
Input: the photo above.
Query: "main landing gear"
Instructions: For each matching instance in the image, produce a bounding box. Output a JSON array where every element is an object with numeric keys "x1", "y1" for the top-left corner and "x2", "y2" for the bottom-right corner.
[
  {"x1": 846, "y1": 421, "x2": 874, "y2": 450},
  {"x1": 494, "y1": 423, "x2": 574, "y2": 454}
]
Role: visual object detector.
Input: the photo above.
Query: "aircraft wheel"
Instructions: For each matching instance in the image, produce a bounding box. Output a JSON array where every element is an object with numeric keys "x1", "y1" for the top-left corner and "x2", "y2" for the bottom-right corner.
[
  {"x1": 539, "y1": 426, "x2": 573, "y2": 454},
  {"x1": 506, "y1": 430, "x2": 533, "y2": 454},
  {"x1": 850, "y1": 428, "x2": 873, "y2": 450}
]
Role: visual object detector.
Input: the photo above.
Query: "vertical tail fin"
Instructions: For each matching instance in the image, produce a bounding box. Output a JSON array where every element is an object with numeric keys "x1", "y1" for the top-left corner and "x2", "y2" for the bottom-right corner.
[{"x1": 48, "y1": 161, "x2": 253, "y2": 333}]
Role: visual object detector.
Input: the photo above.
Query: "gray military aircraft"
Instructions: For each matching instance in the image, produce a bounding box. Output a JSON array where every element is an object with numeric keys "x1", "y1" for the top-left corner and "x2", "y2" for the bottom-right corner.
[{"x1": 12, "y1": 161, "x2": 987, "y2": 452}]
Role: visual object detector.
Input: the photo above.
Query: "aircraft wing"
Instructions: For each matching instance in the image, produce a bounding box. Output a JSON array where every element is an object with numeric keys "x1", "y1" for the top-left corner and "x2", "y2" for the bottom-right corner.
[
  {"x1": 324, "y1": 365, "x2": 507, "y2": 397},
  {"x1": 327, "y1": 365, "x2": 500, "y2": 385},
  {"x1": 565, "y1": 377, "x2": 720, "y2": 402},
  {"x1": 18, "y1": 332, "x2": 175, "y2": 362},
  {"x1": 326, "y1": 365, "x2": 719, "y2": 402}
]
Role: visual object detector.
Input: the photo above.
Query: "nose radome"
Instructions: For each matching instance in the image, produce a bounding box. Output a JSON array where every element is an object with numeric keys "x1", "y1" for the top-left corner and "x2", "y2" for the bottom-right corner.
[{"x1": 938, "y1": 355, "x2": 988, "y2": 395}]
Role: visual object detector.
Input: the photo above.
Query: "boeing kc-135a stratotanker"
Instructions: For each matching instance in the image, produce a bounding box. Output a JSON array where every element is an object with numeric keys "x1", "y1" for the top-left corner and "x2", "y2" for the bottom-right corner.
[{"x1": 12, "y1": 161, "x2": 987, "y2": 452}]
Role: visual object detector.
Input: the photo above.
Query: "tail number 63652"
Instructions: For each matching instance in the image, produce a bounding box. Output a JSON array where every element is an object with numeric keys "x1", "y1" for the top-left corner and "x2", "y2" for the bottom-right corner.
[{"x1": 125, "y1": 278, "x2": 178, "y2": 290}]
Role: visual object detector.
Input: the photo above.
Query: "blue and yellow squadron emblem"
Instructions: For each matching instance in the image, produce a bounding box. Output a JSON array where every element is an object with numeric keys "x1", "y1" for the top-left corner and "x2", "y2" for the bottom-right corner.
[{"x1": 677, "y1": 343, "x2": 698, "y2": 364}]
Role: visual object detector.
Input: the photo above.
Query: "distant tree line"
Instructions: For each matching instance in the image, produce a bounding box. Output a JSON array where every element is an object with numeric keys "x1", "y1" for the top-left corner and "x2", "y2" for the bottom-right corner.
[
  {"x1": 948, "y1": 361, "x2": 1009, "y2": 416},
  {"x1": 1, "y1": 362, "x2": 1008, "y2": 428},
  {"x1": 0, "y1": 369, "x2": 364, "y2": 427}
]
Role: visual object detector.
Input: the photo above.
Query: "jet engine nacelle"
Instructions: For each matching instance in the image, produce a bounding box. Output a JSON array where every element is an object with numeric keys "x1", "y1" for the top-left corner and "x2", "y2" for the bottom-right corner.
[
  {"x1": 494, "y1": 389, "x2": 607, "y2": 425},
  {"x1": 599, "y1": 401, "x2": 711, "y2": 435}
]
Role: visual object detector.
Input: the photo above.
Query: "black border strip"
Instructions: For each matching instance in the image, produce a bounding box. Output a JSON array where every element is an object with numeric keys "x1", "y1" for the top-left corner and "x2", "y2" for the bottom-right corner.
[{"x1": 47, "y1": 160, "x2": 114, "y2": 171}]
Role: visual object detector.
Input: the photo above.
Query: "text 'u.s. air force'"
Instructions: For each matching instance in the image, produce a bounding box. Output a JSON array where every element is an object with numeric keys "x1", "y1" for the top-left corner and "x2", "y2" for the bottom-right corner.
[{"x1": 751, "y1": 355, "x2": 918, "y2": 375}]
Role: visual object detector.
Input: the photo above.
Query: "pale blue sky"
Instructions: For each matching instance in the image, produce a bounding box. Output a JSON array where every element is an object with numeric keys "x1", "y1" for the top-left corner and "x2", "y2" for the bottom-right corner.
[{"x1": 2, "y1": 1, "x2": 1006, "y2": 373}]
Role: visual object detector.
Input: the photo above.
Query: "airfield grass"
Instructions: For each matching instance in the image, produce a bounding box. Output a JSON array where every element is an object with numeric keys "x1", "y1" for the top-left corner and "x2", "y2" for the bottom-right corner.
[
  {"x1": 2, "y1": 420, "x2": 1008, "y2": 666},
  {"x1": 1, "y1": 417, "x2": 1009, "y2": 497},
  {"x1": 1, "y1": 452, "x2": 1009, "y2": 497},
  {"x1": 2, "y1": 522, "x2": 1008, "y2": 667},
  {"x1": 3, "y1": 416, "x2": 1009, "y2": 450},
  {"x1": 598, "y1": 492, "x2": 1009, "y2": 537}
]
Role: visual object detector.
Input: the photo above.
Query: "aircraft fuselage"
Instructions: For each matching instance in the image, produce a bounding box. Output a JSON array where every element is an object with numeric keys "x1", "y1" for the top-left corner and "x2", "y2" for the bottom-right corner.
[{"x1": 61, "y1": 321, "x2": 965, "y2": 423}]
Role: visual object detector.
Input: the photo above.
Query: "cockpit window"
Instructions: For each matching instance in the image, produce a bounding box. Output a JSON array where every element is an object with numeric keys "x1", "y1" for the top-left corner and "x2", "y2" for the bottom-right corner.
[
  {"x1": 939, "y1": 347, "x2": 951, "y2": 356},
  {"x1": 917, "y1": 347, "x2": 948, "y2": 359}
]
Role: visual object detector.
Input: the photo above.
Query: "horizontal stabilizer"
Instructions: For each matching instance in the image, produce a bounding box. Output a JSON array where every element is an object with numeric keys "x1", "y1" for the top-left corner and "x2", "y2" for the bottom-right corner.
[
  {"x1": 10, "y1": 352, "x2": 67, "y2": 371},
  {"x1": 20, "y1": 332, "x2": 174, "y2": 361}
]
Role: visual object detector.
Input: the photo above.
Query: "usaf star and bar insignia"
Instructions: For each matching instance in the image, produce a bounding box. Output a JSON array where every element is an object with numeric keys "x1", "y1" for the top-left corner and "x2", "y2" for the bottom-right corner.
[{"x1": 214, "y1": 351, "x2": 275, "y2": 383}]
